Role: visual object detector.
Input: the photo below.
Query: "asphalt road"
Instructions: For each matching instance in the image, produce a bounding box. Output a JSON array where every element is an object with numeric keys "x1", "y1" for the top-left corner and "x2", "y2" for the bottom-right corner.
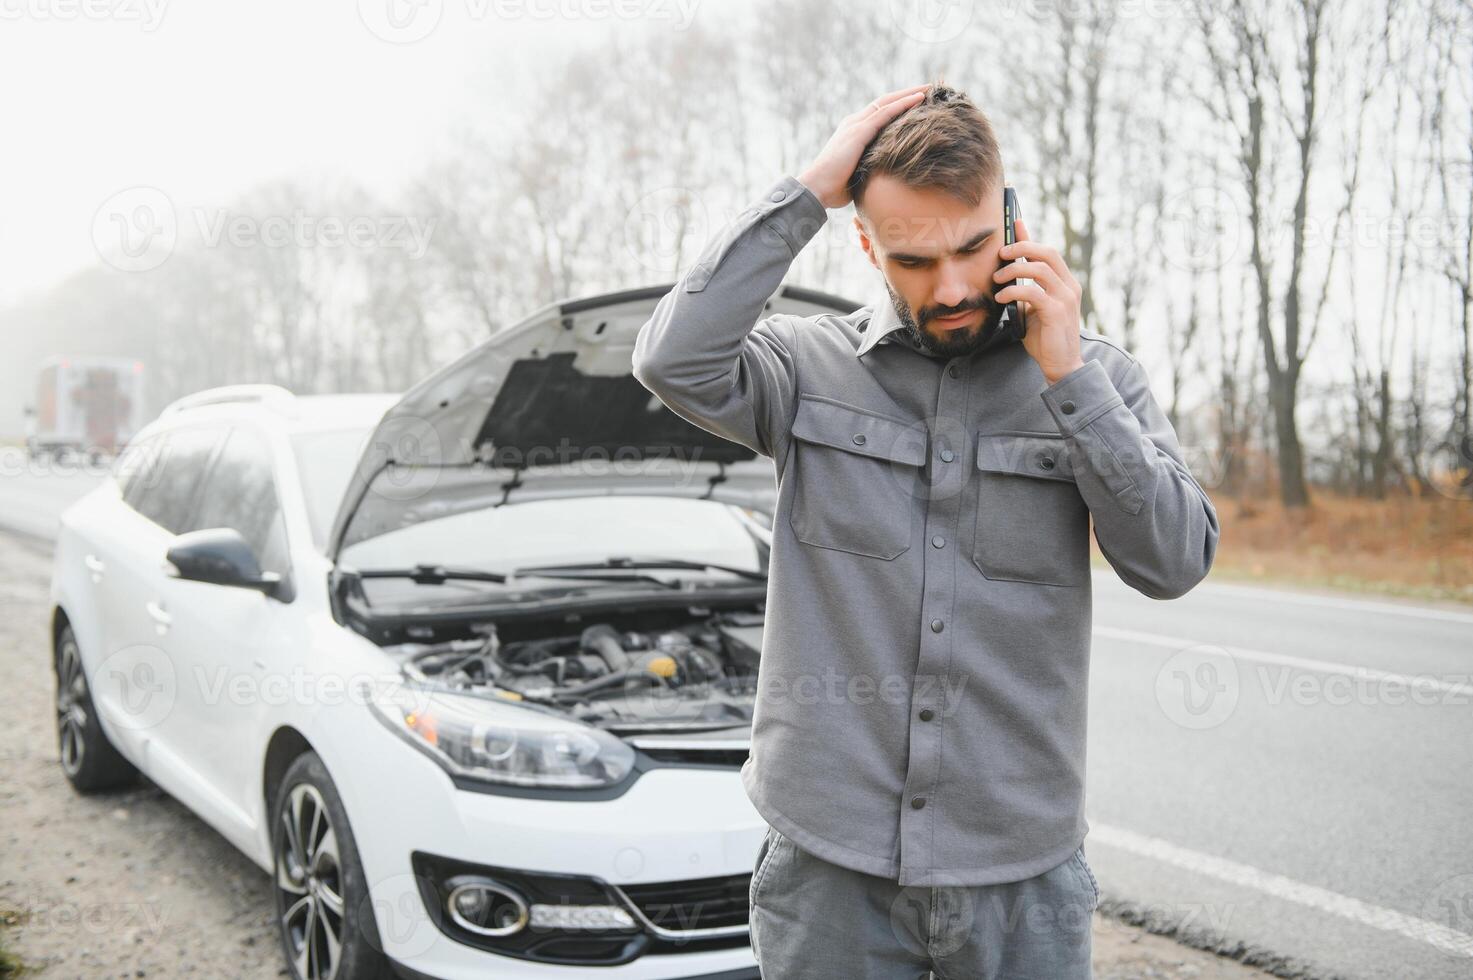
[
  {"x1": 2, "y1": 467, "x2": 1469, "y2": 979},
  {"x1": 1086, "y1": 574, "x2": 1473, "y2": 979},
  {"x1": 0, "y1": 458, "x2": 107, "y2": 540}
]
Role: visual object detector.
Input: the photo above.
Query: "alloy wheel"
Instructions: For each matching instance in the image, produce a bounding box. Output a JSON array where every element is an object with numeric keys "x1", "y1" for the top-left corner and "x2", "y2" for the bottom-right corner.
[
  {"x1": 55, "y1": 636, "x2": 88, "y2": 777},
  {"x1": 276, "y1": 783, "x2": 346, "y2": 980}
]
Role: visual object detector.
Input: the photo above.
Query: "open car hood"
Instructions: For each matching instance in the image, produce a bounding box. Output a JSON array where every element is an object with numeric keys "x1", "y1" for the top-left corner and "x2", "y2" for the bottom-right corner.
[{"x1": 328, "y1": 283, "x2": 862, "y2": 559}]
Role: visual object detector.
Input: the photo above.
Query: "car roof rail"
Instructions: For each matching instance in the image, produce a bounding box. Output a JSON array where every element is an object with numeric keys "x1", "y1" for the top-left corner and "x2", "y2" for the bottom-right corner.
[{"x1": 160, "y1": 384, "x2": 297, "y2": 417}]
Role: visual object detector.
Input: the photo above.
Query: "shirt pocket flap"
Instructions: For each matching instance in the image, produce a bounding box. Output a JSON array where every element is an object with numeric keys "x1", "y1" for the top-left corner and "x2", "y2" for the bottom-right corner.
[
  {"x1": 792, "y1": 396, "x2": 927, "y2": 467},
  {"x1": 975, "y1": 433, "x2": 1077, "y2": 483}
]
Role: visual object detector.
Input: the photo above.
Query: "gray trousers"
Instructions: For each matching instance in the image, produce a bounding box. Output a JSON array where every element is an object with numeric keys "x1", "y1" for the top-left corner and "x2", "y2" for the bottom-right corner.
[{"x1": 748, "y1": 826, "x2": 1098, "y2": 979}]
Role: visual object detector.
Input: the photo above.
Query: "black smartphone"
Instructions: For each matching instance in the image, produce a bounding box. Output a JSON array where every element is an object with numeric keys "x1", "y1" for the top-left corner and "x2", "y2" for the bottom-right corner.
[{"x1": 1001, "y1": 185, "x2": 1028, "y2": 341}]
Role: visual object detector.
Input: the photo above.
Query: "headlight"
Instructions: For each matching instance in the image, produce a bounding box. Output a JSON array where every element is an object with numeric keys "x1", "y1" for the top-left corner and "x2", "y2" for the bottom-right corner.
[{"x1": 369, "y1": 686, "x2": 635, "y2": 789}]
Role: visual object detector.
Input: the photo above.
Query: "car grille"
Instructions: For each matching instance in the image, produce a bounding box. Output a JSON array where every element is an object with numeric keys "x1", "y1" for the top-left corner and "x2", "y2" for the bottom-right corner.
[
  {"x1": 626, "y1": 734, "x2": 750, "y2": 768},
  {"x1": 638, "y1": 745, "x2": 750, "y2": 767},
  {"x1": 617, "y1": 872, "x2": 752, "y2": 933}
]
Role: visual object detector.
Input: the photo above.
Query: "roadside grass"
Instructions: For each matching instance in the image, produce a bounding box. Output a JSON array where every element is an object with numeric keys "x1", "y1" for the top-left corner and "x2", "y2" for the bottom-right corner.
[
  {"x1": 0, "y1": 905, "x2": 27, "y2": 979},
  {"x1": 1091, "y1": 489, "x2": 1473, "y2": 605}
]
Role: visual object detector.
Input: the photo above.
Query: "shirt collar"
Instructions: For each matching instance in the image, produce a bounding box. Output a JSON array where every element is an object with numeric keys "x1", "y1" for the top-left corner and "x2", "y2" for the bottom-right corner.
[{"x1": 855, "y1": 289, "x2": 913, "y2": 357}]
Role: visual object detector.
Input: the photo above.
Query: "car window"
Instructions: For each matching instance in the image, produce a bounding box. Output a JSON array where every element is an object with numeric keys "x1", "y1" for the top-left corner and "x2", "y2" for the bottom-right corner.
[
  {"x1": 116, "y1": 434, "x2": 161, "y2": 502},
  {"x1": 289, "y1": 427, "x2": 372, "y2": 551},
  {"x1": 129, "y1": 426, "x2": 226, "y2": 533},
  {"x1": 190, "y1": 426, "x2": 290, "y2": 575}
]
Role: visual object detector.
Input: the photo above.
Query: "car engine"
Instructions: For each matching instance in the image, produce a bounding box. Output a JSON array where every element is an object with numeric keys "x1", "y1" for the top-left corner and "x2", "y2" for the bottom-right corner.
[{"x1": 385, "y1": 611, "x2": 765, "y2": 733}]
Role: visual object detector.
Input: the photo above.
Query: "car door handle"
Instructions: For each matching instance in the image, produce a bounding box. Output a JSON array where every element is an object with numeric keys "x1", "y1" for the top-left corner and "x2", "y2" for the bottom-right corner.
[
  {"x1": 84, "y1": 553, "x2": 106, "y2": 582},
  {"x1": 145, "y1": 600, "x2": 172, "y2": 634}
]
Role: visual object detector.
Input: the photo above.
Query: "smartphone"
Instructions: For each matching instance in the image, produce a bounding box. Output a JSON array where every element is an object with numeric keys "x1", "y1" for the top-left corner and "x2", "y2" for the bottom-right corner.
[{"x1": 1001, "y1": 185, "x2": 1029, "y2": 341}]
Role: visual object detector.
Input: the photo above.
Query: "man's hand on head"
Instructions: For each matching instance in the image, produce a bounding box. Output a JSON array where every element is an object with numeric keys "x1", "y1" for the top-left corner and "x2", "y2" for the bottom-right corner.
[
  {"x1": 994, "y1": 216, "x2": 1086, "y2": 385},
  {"x1": 797, "y1": 85, "x2": 929, "y2": 210}
]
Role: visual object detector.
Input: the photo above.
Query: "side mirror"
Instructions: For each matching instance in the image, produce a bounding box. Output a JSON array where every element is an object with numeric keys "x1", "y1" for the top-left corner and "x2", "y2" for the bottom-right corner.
[{"x1": 166, "y1": 527, "x2": 282, "y2": 597}]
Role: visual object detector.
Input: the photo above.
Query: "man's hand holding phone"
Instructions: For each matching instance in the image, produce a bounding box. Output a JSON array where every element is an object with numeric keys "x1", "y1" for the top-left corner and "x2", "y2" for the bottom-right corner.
[{"x1": 994, "y1": 216, "x2": 1086, "y2": 386}]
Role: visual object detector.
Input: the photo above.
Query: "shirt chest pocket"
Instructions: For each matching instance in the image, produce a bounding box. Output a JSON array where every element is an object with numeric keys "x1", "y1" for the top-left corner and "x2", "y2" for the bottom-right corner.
[
  {"x1": 971, "y1": 434, "x2": 1091, "y2": 587},
  {"x1": 787, "y1": 395, "x2": 927, "y2": 560}
]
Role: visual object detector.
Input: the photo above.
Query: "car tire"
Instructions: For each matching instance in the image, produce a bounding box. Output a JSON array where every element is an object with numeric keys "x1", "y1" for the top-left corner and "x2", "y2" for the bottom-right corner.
[
  {"x1": 272, "y1": 752, "x2": 394, "y2": 980},
  {"x1": 54, "y1": 623, "x2": 139, "y2": 793}
]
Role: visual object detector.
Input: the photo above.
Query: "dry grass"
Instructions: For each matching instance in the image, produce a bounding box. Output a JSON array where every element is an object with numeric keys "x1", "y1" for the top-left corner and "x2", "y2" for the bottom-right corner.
[{"x1": 1092, "y1": 490, "x2": 1473, "y2": 605}]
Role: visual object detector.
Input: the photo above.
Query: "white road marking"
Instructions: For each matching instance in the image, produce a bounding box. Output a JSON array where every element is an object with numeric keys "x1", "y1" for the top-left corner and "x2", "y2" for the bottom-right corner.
[
  {"x1": 1094, "y1": 625, "x2": 1473, "y2": 700},
  {"x1": 1095, "y1": 573, "x2": 1473, "y2": 625},
  {"x1": 1089, "y1": 822, "x2": 1473, "y2": 959}
]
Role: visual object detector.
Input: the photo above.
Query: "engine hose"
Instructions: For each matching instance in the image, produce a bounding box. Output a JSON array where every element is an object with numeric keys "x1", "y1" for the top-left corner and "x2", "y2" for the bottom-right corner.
[
  {"x1": 549, "y1": 666, "x2": 672, "y2": 700},
  {"x1": 581, "y1": 623, "x2": 632, "y2": 673}
]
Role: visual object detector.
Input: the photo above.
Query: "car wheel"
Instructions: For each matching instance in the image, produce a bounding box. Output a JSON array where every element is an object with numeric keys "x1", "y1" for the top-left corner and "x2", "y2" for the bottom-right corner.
[
  {"x1": 272, "y1": 752, "x2": 393, "y2": 980},
  {"x1": 54, "y1": 624, "x2": 139, "y2": 792}
]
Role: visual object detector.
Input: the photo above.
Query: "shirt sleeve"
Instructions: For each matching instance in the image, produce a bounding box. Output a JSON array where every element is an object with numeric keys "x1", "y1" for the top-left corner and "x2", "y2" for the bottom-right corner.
[
  {"x1": 1039, "y1": 356, "x2": 1221, "y2": 599},
  {"x1": 631, "y1": 174, "x2": 828, "y2": 473}
]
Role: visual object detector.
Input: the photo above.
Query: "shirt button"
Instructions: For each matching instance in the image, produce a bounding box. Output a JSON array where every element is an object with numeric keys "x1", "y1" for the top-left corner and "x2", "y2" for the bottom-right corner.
[
  {"x1": 939, "y1": 449, "x2": 955, "y2": 463},
  {"x1": 919, "y1": 708, "x2": 935, "y2": 721},
  {"x1": 1039, "y1": 455, "x2": 1056, "y2": 470},
  {"x1": 930, "y1": 619, "x2": 944, "y2": 633},
  {"x1": 770, "y1": 190, "x2": 786, "y2": 202},
  {"x1": 853, "y1": 433, "x2": 866, "y2": 445},
  {"x1": 948, "y1": 365, "x2": 960, "y2": 378},
  {"x1": 931, "y1": 535, "x2": 945, "y2": 548},
  {"x1": 1061, "y1": 399, "x2": 1076, "y2": 414},
  {"x1": 911, "y1": 797, "x2": 927, "y2": 809}
]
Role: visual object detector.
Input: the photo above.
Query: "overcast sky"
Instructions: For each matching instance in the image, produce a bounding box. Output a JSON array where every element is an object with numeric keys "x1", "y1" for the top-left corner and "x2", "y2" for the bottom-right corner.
[{"x1": 0, "y1": 0, "x2": 712, "y2": 305}]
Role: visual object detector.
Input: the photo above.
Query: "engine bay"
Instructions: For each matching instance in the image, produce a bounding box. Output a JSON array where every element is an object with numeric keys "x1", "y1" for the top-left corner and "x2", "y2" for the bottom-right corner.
[{"x1": 380, "y1": 608, "x2": 765, "y2": 734}]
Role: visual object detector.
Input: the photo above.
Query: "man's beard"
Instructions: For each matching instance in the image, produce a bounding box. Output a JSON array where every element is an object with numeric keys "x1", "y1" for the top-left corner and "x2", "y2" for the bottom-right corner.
[{"x1": 886, "y1": 280, "x2": 1007, "y2": 359}]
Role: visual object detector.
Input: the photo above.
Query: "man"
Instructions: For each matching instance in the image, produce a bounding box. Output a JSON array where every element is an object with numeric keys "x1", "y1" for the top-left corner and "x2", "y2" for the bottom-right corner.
[{"x1": 632, "y1": 82, "x2": 1220, "y2": 979}]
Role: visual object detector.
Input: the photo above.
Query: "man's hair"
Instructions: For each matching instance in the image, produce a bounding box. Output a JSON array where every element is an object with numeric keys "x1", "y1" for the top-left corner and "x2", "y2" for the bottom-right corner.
[{"x1": 847, "y1": 82, "x2": 1003, "y2": 211}]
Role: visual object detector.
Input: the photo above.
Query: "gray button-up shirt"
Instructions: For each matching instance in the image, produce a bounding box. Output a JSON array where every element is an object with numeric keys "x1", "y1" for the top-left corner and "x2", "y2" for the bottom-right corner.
[{"x1": 631, "y1": 173, "x2": 1220, "y2": 887}]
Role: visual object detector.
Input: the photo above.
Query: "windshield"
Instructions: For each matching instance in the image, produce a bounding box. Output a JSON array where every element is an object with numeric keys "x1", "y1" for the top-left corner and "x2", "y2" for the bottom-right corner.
[
  {"x1": 340, "y1": 495, "x2": 770, "y2": 582},
  {"x1": 291, "y1": 428, "x2": 373, "y2": 549}
]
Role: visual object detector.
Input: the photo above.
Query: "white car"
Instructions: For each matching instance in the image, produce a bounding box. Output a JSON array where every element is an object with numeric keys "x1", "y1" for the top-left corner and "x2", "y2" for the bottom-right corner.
[{"x1": 49, "y1": 284, "x2": 858, "y2": 980}]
